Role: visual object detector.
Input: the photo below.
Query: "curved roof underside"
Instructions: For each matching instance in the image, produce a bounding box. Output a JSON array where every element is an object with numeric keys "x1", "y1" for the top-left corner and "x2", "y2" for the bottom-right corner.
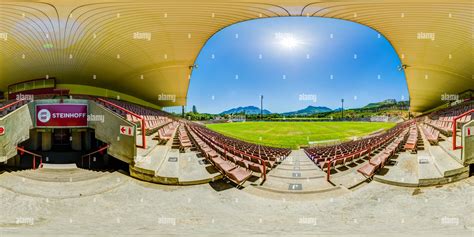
[{"x1": 0, "y1": 0, "x2": 472, "y2": 112}]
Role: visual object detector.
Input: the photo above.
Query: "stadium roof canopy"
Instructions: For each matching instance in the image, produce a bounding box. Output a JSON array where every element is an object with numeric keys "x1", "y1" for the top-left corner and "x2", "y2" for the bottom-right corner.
[{"x1": 0, "y1": 0, "x2": 472, "y2": 112}]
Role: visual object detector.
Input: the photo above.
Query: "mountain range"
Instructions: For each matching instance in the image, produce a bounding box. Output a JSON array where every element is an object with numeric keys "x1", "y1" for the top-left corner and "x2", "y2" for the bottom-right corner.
[
  {"x1": 220, "y1": 106, "x2": 271, "y2": 115},
  {"x1": 281, "y1": 106, "x2": 332, "y2": 116},
  {"x1": 363, "y1": 99, "x2": 409, "y2": 109},
  {"x1": 219, "y1": 99, "x2": 408, "y2": 116}
]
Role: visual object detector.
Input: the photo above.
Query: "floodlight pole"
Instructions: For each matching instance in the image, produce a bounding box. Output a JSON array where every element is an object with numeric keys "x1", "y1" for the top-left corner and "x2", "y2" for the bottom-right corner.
[
  {"x1": 341, "y1": 99, "x2": 344, "y2": 120},
  {"x1": 260, "y1": 95, "x2": 263, "y2": 120}
]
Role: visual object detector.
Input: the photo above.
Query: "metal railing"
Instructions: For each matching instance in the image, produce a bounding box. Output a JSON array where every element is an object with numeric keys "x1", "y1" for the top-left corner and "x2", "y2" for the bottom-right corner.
[
  {"x1": 0, "y1": 99, "x2": 28, "y2": 114},
  {"x1": 16, "y1": 146, "x2": 42, "y2": 170},
  {"x1": 453, "y1": 109, "x2": 473, "y2": 150},
  {"x1": 96, "y1": 98, "x2": 146, "y2": 149},
  {"x1": 81, "y1": 144, "x2": 110, "y2": 169}
]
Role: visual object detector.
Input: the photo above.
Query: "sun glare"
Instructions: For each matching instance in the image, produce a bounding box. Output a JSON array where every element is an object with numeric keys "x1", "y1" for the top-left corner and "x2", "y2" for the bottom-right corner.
[{"x1": 275, "y1": 33, "x2": 302, "y2": 50}]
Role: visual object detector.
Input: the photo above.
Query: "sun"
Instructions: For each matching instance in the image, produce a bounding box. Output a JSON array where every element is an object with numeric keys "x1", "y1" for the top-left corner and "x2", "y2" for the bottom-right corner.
[
  {"x1": 275, "y1": 33, "x2": 302, "y2": 50},
  {"x1": 281, "y1": 36, "x2": 300, "y2": 49}
]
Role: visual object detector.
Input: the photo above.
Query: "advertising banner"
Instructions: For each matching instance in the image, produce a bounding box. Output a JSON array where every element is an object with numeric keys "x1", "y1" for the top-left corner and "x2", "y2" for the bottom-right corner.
[{"x1": 36, "y1": 104, "x2": 88, "y2": 127}]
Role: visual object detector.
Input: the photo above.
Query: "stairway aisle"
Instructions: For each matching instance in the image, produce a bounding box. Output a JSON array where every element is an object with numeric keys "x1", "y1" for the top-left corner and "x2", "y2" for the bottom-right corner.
[{"x1": 255, "y1": 150, "x2": 339, "y2": 194}]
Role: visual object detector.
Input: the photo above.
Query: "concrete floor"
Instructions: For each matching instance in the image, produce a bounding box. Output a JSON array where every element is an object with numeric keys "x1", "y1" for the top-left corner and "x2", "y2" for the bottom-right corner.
[{"x1": 0, "y1": 169, "x2": 473, "y2": 237}]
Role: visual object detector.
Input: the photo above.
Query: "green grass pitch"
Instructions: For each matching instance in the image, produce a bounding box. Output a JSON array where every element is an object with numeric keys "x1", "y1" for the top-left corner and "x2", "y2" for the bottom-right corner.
[{"x1": 206, "y1": 121, "x2": 396, "y2": 149}]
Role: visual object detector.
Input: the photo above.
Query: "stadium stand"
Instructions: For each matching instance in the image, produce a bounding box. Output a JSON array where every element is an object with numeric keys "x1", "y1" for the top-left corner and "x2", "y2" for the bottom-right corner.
[
  {"x1": 420, "y1": 124, "x2": 440, "y2": 145},
  {"x1": 95, "y1": 98, "x2": 174, "y2": 136},
  {"x1": 185, "y1": 122, "x2": 291, "y2": 186},
  {"x1": 403, "y1": 123, "x2": 419, "y2": 153},
  {"x1": 357, "y1": 129, "x2": 408, "y2": 177},
  {"x1": 424, "y1": 101, "x2": 474, "y2": 136},
  {"x1": 350, "y1": 101, "x2": 473, "y2": 178},
  {"x1": 304, "y1": 121, "x2": 413, "y2": 171},
  {"x1": 176, "y1": 123, "x2": 193, "y2": 152},
  {"x1": 154, "y1": 122, "x2": 179, "y2": 144}
]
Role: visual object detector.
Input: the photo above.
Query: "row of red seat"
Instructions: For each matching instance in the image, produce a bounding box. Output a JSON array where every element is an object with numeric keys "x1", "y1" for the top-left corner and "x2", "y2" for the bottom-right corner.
[
  {"x1": 429, "y1": 101, "x2": 473, "y2": 119},
  {"x1": 403, "y1": 124, "x2": 419, "y2": 153},
  {"x1": 424, "y1": 119, "x2": 452, "y2": 136},
  {"x1": 420, "y1": 124, "x2": 439, "y2": 145},
  {"x1": 177, "y1": 123, "x2": 193, "y2": 152},
  {"x1": 126, "y1": 114, "x2": 171, "y2": 131},
  {"x1": 185, "y1": 123, "x2": 291, "y2": 186},
  {"x1": 424, "y1": 101, "x2": 473, "y2": 136},
  {"x1": 0, "y1": 99, "x2": 29, "y2": 118},
  {"x1": 154, "y1": 122, "x2": 178, "y2": 144},
  {"x1": 95, "y1": 98, "x2": 175, "y2": 135},
  {"x1": 190, "y1": 124, "x2": 290, "y2": 164},
  {"x1": 185, "y1": 123, "x2": 254, "y2": 186},
  {"x1": 101, "y1": 98, "x2": 171, "y2": 117},
  {"x1": 357, "y1": 128, "x2": 408, "y2": 177},
  {"x1": 304, "y1": 121, "x2": 413, "y2": 170}
]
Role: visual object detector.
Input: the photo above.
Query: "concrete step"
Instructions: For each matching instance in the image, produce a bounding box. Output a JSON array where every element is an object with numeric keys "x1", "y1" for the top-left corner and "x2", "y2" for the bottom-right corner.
[
  {"x1": 256, "y1": 175, "x2": 339, "y2": 194},
  {"x1": 155, "y1": 149, "x2": 180, "y2": 183},
  {"x1": 0, "y1": 170, "x2": 126, "y2": 198},
  {"x1": 13, "y1": 168, "x2": 110, "y2": 182},
  {"x1": 329, "y1": 170, "x2": 368, "y2": 189},
  {"x1": 133, "y1": 145, "x2": 170, "y2": 176},
  {"x1": 417, "y1": 154, "x2": 443, "y2": 180},
  {"x1": 282, "y1": 157, "x2": 314, "y2": 163},
  {"x1": 444, "y1": 135, "x2": 462, "y2": 146},
  {"x1": 373, "y1": 151, "x2": 420, "y2": 187},
  {"x1": 277, "y1": 162, "x2": 317, "y2": 168},
  {"x1": 438, "y1": 140, "x2": 463, "y2": 160},
  {"x1": 417, "y1": 127, "x2": 445, "y2": 180},
  {"x1": 429, "y1": 145, "x2": 467, "y2": 177},
  {"x1": 277, "y1": 166, "x2": 321, "y2": 171},
  {"x1": 41, "y1": 163, "x2": 78, "y2": 169},
  {"x1": 177, "y1": 152, "x2": 222, "y2": 185},
  {"x1": 268, "y1": 168, "x2": 325, "y2": 180}
]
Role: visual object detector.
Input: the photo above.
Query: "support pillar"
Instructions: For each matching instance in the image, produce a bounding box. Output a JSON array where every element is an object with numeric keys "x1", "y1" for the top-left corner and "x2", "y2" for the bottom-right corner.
[
  {"x1": 84, "y1": 130, "x2": 92, "y2": 151},
  {"x1": 71, "y1": 131, "x2": 82, "y2": 151},
  {"x1": 42, "y1": 132, "x2": 52, "y2": 151},
  {"x1": 29, "y1": 130, "x2": 40, "y2": 150}
]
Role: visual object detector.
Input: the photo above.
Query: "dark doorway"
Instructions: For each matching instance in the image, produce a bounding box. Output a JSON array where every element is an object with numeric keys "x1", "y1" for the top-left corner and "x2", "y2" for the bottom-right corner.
[
  {"x1": 15, "y1": 128, "x2": 125, "y2": 172},
  {"x1": 52, "y1": 128, "x2": 71, "y2": 149}
]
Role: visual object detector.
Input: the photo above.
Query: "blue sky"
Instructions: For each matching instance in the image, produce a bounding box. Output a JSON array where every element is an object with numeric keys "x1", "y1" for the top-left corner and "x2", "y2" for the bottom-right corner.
[{"x1": 181, "y1": 17, "x2": 408, "y2": 114}]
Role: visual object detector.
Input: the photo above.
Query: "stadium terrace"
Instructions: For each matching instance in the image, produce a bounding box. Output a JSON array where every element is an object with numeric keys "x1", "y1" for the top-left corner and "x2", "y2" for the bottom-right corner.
[{"x1": 0, "y1": 1, "x2": 472, "y2": 236}]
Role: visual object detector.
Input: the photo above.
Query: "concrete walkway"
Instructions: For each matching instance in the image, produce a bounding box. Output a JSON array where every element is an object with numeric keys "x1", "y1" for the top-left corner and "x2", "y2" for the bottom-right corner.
[
  {"x1": 131, "y1": 133, "x2": 221, "y2": 185},
  {"x1": 374, "y1": 127, "x2": 468, "y2": 187},
  {"x1": 0, "y1": 169, "x2": 472, "y2": 236}
]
